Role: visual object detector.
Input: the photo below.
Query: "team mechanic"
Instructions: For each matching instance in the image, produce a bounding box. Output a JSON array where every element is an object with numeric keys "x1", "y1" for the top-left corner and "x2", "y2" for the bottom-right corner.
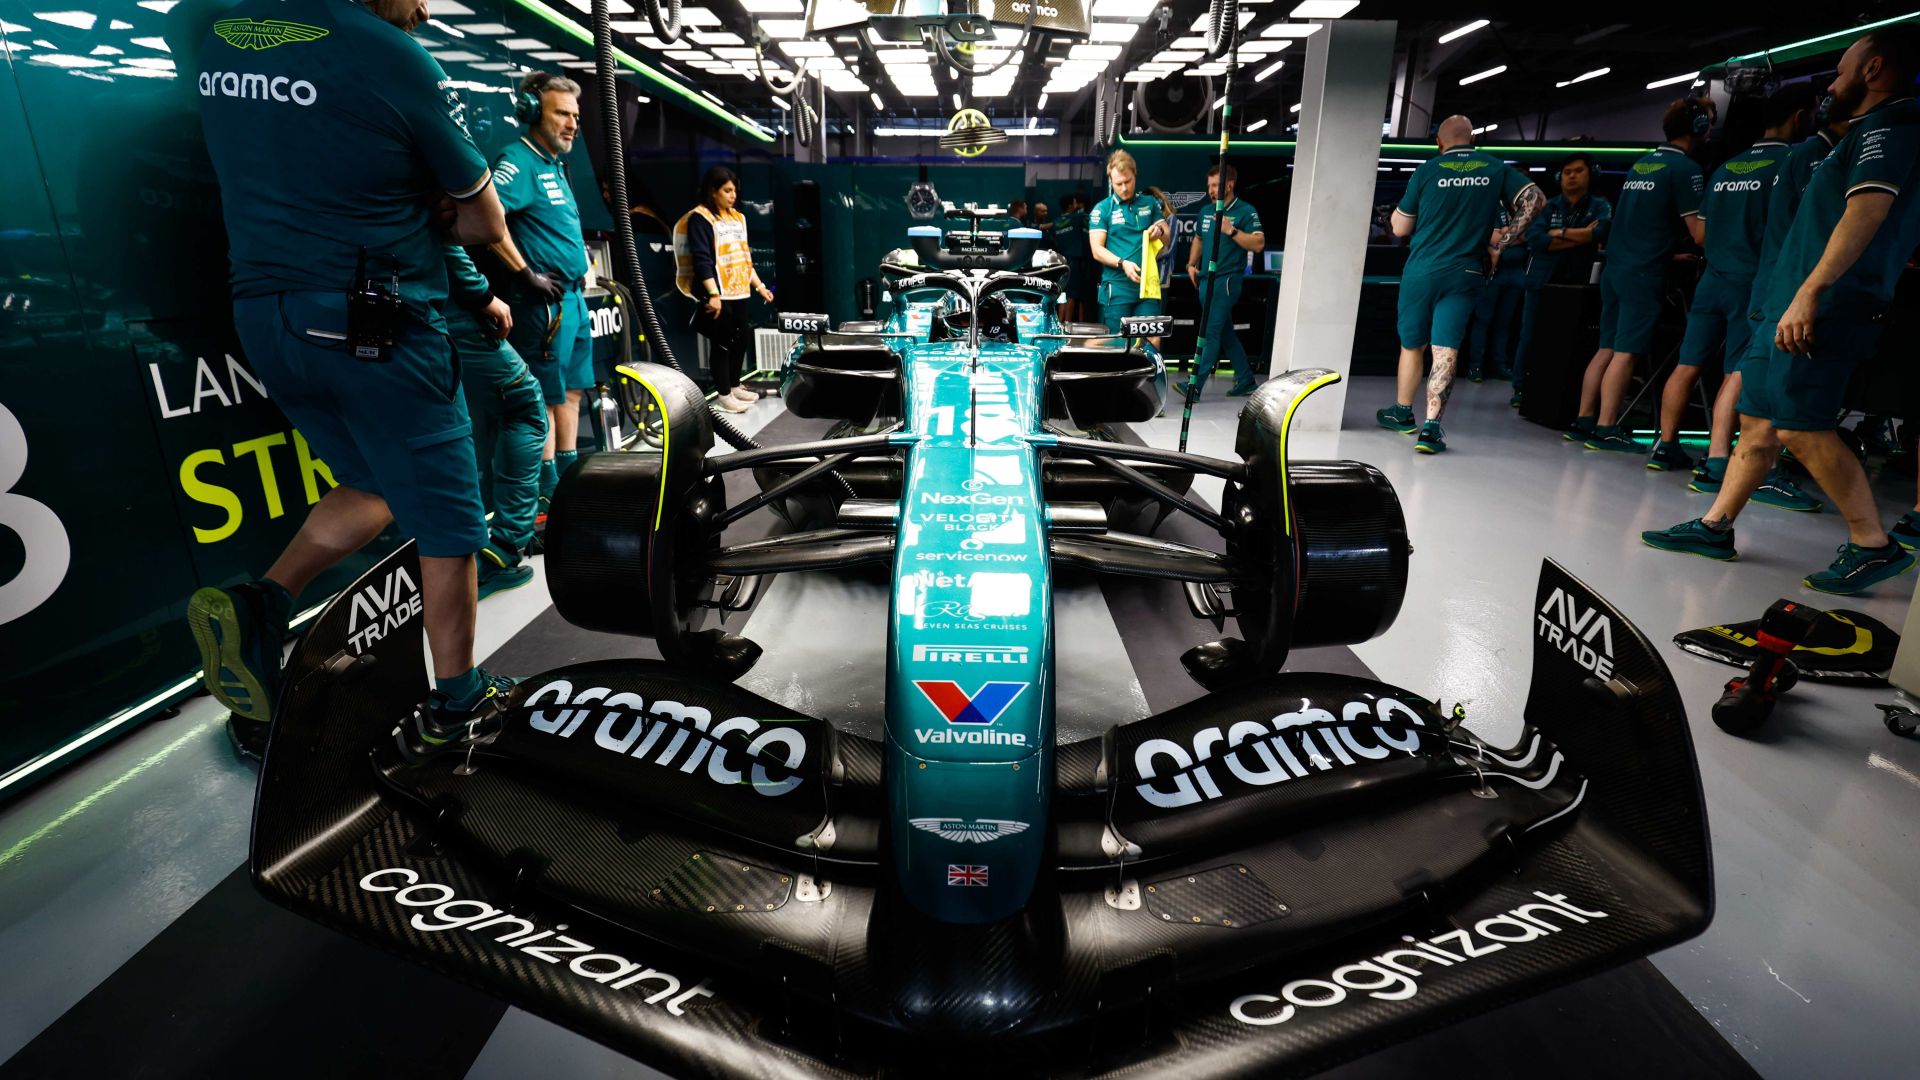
[
  {"x1": 1088, "y1": 149, "x2": 1171, "y2": 330},
  {"x1": 1569, "y1": 97, "x2": 1711, "y2": 453},
  {"x1": 1642, "y1": 26, "x2": 1920, "y2": 595},
  {"x1": 1176, "y1": 162, "x2": 1266, "y2": 400},
  {"x1": 1376, "y1": 114, "x2": 1543, "y2": 455},
  {"x1": 183, "y1": 0, "x2": 520, "y2": 740},
  {"x1": 1648, "y1": 86, "x2": 1820, "y2": 507},
  {"x1": 488, "y1": 72, "x2": 594, "y2": 516},
  {"x1": 1511, "y1": 153, "x2": 1610, "y2": 409},
  {"x1": 444, "y1": 242, "x2": 547, "y2": 599}
]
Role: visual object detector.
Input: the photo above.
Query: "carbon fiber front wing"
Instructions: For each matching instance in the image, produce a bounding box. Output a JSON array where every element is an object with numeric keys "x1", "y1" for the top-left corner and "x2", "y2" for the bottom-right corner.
[{"x1": 251, "y1": 544, "x2": 1709, "y2": 1079}]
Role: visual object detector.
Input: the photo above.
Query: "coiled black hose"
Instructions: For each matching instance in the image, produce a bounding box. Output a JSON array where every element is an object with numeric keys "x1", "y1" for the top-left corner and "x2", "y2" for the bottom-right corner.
[
  {"x1": 638, "y1": 0, "x2": 681, "y2": 44},
  {"x1": 591, "y1": 0, "x2": 855, "y2": 499}
]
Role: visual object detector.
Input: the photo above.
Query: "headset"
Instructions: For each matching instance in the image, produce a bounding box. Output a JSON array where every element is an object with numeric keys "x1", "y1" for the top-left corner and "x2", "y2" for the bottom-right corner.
[
  {"x1": 1685, "y1": 95, "x2": 1714, "y2": 138},
  {"x1": 515, "y1": 72, "x2": 555, "y2": 126},
  {"x1": 1815, "y1": 93, "x2": 1835, "y2": 128}
]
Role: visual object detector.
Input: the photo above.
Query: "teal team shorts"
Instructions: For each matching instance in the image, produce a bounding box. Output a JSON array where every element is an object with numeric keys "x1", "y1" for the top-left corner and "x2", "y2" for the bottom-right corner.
[
  {"x1": 234, "y1": 291, "x2": 486, "y2": 558},
  {"x1": 1097, "y1": 279, "x2": 1162, "y2": 328},
  {"x1": 1396, "y1": 269, "x2": 1484, "y2": 351},
  {"x1": 509, "y1": 286, "x2": 595, "y2": 405},
  {"x1": 1677, "y1": 269, "x2": 1756, "y2": 369},
  {"x1": 1597, "y1": 267, "x2": 1666, "y2": 355},
  {"x1": 1736, "y1": 316, "x2": 1882, "y2": 432}
]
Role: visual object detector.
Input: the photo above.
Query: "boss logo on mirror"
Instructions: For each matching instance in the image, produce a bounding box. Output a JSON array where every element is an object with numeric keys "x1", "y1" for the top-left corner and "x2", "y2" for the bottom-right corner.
[{"x1": 778, "y1": 313, "x2": 830, "y2": 334}]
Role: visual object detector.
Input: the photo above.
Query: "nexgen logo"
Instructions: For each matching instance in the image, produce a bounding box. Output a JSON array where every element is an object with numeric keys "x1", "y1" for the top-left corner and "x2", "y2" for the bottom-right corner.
[
  {"x1": 916, "y1": 680, "x2": 1027, "y2": 725},
  {"x1": 1537, "y1": 586, "x2": 1615, "y2": 679}
]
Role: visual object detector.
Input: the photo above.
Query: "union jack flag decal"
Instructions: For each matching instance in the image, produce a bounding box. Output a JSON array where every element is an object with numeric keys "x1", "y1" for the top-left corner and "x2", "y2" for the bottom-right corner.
[{"x1": 947, "y1": 864, "x2": 989, "y2": 887}]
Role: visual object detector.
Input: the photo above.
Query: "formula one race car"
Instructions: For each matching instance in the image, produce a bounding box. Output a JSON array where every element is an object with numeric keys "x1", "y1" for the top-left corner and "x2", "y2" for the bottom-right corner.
[{"x1": 251, "y1": 215, "x2": 1711, "y2": 1078}]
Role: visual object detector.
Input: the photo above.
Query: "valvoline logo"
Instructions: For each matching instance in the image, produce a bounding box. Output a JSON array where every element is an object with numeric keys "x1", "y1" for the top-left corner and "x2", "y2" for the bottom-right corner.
[{"x1": 915, "y1": 681, "x2": 1027, "y2": 726}]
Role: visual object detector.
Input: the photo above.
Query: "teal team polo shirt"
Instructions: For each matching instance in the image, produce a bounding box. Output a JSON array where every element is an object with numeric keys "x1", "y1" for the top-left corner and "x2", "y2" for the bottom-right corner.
[
  {"x1": 1193, "y1": 196, "x2": 1263, "y2": 278},
  {"x1": 195, "y1": 0, "x2": 489, "y2": 308},
  {"x1": 1090, "y1": 192, "x2": 1165, "y2": 289},
  {"x1": 1698, "y1": 140, "x2": 1792, "y2": 281},
  {"x1": 1524, "y1": 193, "x2": 1612, "y2": 287},
  {"x1": 1604, "y1": 145, "x2": 1705, "y2": 274},
  {"x1": 1396, "y1": 145, "x2": 1535, "y2": 277},
  {"x1": 1747, "y1": 130, "x2": 1840, "y2": 307},
  {"x1": 492, "y1": 137, "x2": 590, "y2": 284},
  {"x1": 1054, "y1": 208, "x2": 1091, "y2": 261},
  {"x1": 1762, "y1": 98, "x2": 1920, "y2": 322}
]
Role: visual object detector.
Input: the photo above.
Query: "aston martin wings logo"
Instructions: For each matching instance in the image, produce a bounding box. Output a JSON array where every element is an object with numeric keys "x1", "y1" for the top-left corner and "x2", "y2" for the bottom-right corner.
[
  {"x1": 1438, "y1": 159, "x2": 1490, "y2": 172},
  {"x1": 1633, "y1": 162, "x2": 1668, "y2": 175},
  {"x1": 213, "y1": 18, "x2": 330, "y2": 51},
  {"x1": 1725, "y1": 159, "x2": 1778, "y2": 174},
  {"x1": 910, "y1": 818, "x2": 1031, "y2": 843}
]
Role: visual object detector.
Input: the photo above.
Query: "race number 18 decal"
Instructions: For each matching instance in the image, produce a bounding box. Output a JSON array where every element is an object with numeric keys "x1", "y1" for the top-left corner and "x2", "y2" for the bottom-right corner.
[{"x1": 0, "y1": 402, "x2": 72, "y2": 625}]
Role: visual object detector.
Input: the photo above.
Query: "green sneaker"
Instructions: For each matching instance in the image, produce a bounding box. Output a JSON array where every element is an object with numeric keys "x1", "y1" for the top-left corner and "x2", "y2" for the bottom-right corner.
[
  {"x1": 1414, "y1": 420, "x2": 1447, "y2": 454},
  {"x1": 1641, "y1": 518, "x2": 1737, "y2": 561},
  {"x1": 1563, "y1": 415, "x2": 1596, "y2": 442},
  {"x1": 1468, "y1": 369, "x2": 1485, "y2": 383},
  {"x1": 1376, "y1": 404, "x2": 1416, "y2": 434},
  {"x1": 1890, "y1": 511, "x2": 1920, "y2": 551},
  {"x1": 478, "y1": 560, "x2": 535, "y2": 601},
  {"x1": 1584, "y1": 426, "x2": 1648, "y2": 454},
  {"x1": 1751, "y1": 468, "x2": 1823, "y2": 513},
  {"x1": 186, "y1": 581, "x2": 290, "y2": 723},
  {"x1": 1509, "y1": 392, "x2": 1523, "y2": 409},
  {"x1": 1804, "y1": 541, "x2": 1915, "y2": 596},
  {"x1": 1646, "y1": 441, "x2": 1694, "y2": 472},
  {"x1": 419, "y1": 669, "x2": 521, "y2": 746},
  {"x1": 1688, "y1": 457, "x2": 1727, "y2": 494}
]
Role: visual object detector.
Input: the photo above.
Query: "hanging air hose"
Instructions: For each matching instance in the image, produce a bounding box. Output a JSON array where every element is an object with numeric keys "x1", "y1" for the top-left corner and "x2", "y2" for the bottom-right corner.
[
  {"x1": 1179, "y1": 0, "x2": 1240, "y2": 453},
  {"x1": 921, "y1": 2, "x2": 1032, "y2": 78},
  {"x1": 753, "y1": 40, "x2": 817, "y2": 147},
  {"x1": 590, "y1": 0, "x2": 856, "y2": 499},
  {"x1": 638, "y1": 0, "x2": 682, "y2": 44}
]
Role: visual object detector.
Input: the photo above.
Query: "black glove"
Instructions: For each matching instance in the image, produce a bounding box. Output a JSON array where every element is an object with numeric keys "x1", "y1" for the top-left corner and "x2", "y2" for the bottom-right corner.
[{"x1": 519, "y1": 265, "x2": 564, "y2": 302}]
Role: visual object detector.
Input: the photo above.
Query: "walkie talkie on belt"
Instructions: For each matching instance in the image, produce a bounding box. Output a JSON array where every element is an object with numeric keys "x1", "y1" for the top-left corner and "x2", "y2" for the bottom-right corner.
[{"x1": 347, "y1": 246, "x2": 406, "y2": 362}]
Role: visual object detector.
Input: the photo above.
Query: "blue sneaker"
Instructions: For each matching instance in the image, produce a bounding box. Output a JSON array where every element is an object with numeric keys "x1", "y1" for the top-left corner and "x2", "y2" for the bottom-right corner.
[
  {"x1": 419, "y1": 669, "x2": 521, "y2": 746},
  {"x1": 1226, "y1": 382, "x2": 1256, "y2": 397},
  {"x1": 1376, "y1": 404, "x2": 1416, "y2": 434},
  {"x1": 1414, "y1": 420, "x2": 1447, "y2": 454},
  {"x1": 1646, "y1": 441, "x2": 1694, "y2": 472},
  {"x1": 1890, "y1": 511, "x2": 1920, "y2": 551},
  {"x1": 187, "y1": 581, "x2": 290, "y2": 723},
  {"x1": 1689, "y1": 457, "x2": 1727, "y2": 494},
  {"x1": 1804, "y1": 541, "x2": 1915, "y2": 596},
  {"x1": 1641, "y1": 518, "x2": 1737, "y2": 561},
  {"x1": 1172, "y1": 379, "x2": 1203, "y2": 399},
  {"x1": 1563, "y1": 415, "x2": 1596, "y2": 442},
  {"x1": 478, "y1": 561, "x2": 535, "y2": 601},
  {"x1": 1750, "y1": 468, "x2": 1823, "y2": 513},
  {"x1": 1584, "y1": 426, "x2": 1648, "y2": 454}
]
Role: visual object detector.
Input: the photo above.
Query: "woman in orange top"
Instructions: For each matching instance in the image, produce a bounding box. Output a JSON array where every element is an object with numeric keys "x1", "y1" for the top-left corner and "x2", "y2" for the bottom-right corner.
[{"x1": 673, "y1": 166, "x2": 775, "y2": 412}]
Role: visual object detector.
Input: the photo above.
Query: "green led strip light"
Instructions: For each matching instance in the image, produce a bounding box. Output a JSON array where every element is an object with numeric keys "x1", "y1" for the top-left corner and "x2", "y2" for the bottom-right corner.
[
  {"x1": 508, "y1": 0, "x2": 775, "y2": 143},
  {"x1": 1118, "y1": 135, "x2": 1652, "y2": 155},
  {"x1": 1727, "y1": 10, "x2": 1920, "y2": 65}
]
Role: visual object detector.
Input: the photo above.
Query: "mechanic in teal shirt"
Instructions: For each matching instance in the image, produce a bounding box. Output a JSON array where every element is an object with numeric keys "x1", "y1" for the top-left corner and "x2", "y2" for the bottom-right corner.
[
  {"x1": 1466, "y1": 207, "x2": 1527, "y2": 383},
  {"x1": 1571, "y1": 97, "x2": 1710, "y2": 452},
  {"x1": 490, "y1": 71, "x2": 594, "y2": 506},
  {"x1": 1649, "y1": 87, "x2": 1811, "y2": 477},
  {"x1": 1378, "y1": 115, "x2": 1542, "y2": 454},
  {"x1": 1511, "y1": 153, "x2": 1611, "y2": 405},
  {"x1": 1640, "y1": 27, "x2": 1920, "y2": 594},
  {"x1": 1088, "y1": 149, "x2": 1171, "y2": 327},
  {"x1": 445, "y1": 243, "x2": 547, "y2": 598},
  {"x1": 1176, "y1": 162, "x2": 1264, "y2": 398},
  {"x1": 184, "y1": 0, "x2": 517, "y2": 740}
]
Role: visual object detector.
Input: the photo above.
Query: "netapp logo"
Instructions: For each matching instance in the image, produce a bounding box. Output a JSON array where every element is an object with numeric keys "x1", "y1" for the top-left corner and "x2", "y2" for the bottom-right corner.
[
  {"x1": 524, "y1": 679, "x2": 808, "y2": 797},
  {"x1": 1536, "y1": 587, "x2": 1615, "y2": 679},
  {"x1": 1435, "y1": 176, "x2": 1492, "y2": 188},
  {"x1": 1228, "y1": 892, "x2": 1608, "y2": 1027},
  {"x1": 357, "y1": 869, "x2": 716, "y2": 1014},
  {"x1": 347, "y1": 566, "x2": 422, "y2": 654},
  {"x1": 912, "y1": 644, "x2": 1030, "y2": 664},
  {"x1": 1715, "y1": 179, "x2": 1765, "y2": 192},
  {"x1": 198, "y1": 70, "x2": 317, "y2": 106},
  {"x1": 1132, "y1": 697, "x2": 1429, "y2": 809}
]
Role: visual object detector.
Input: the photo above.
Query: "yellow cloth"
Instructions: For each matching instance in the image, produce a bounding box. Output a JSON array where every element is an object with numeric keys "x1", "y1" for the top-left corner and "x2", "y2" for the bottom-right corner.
[{"x1": 1139, "y1": 234, "x2": 1164, "y2": 300}]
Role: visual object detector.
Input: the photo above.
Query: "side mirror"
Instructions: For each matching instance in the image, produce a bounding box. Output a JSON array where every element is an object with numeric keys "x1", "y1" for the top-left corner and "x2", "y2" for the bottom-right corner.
[
  {"x1": 778, "y1": 312, "x2": 832, "y2": 335},
  {"x1": 1119, "y1": 315, "x2": 1170, "y2": 339}
]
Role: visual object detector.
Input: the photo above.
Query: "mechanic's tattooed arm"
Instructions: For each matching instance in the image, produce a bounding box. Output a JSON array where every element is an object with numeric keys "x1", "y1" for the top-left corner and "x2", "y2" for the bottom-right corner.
[
  {"x1": 1502, "y1": 184, "x2": 1547, "y2": 248},
  {"x1": 1428, "y1": 346, "x2": 1458, "y2": 419}
]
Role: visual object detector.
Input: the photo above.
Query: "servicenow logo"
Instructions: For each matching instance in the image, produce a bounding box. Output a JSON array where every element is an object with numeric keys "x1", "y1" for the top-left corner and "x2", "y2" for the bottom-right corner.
[{"x1": 198, "y1": 70, "x2": 317, "y2": 106}]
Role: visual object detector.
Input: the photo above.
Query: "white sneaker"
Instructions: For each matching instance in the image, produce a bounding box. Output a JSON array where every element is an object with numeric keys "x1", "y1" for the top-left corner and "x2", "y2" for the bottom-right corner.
[{"x1": 715, "y1": 393, "x2": 751, "y2": 413}]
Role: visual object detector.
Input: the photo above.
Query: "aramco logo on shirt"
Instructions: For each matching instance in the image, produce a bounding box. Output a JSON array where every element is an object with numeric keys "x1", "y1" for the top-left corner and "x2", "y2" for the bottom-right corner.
[{"x1": 212, "y1": 18, "x2": 329, "y2": 50}]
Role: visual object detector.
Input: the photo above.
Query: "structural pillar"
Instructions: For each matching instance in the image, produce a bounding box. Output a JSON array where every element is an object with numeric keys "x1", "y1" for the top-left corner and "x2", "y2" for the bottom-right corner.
[{"x1": 1268, "y1": 19, "x2": 1396, "y2": 429}]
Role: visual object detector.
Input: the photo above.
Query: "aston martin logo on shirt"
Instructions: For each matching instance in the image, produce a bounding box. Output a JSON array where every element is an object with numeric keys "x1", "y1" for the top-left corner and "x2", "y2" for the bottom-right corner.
[
  {"x1": 1724, "y1": 159, "x2": 1778, "y2": 174},
  {"x1": 1438, "y1": 159, "x2": 1490, "y2": 172},
  {"x1": 213, "y1": 18, "x2": 329, "y2": 50},
  {"x1": 1633, "y1": 162, "x2": 1669, "y2": 175},
  {"x1": 910, "y1": 818, "x2": 1031, "y2": 843}
]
